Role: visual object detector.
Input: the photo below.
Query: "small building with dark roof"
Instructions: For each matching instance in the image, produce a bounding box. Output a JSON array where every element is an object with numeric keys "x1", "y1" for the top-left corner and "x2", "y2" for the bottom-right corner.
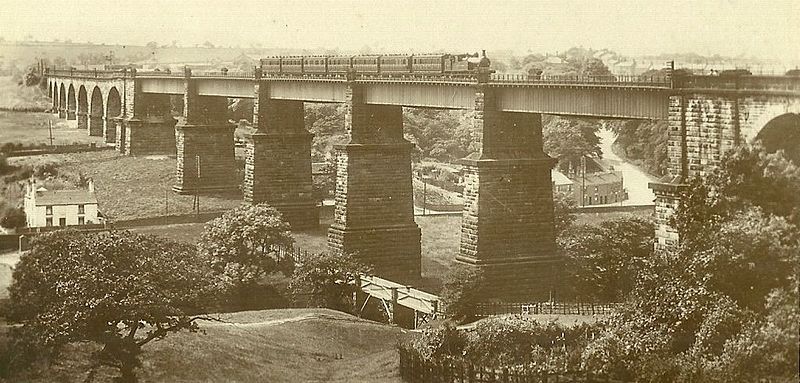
[{"x1": 24, "y1": 179, "x2": 100, "y2": 228}]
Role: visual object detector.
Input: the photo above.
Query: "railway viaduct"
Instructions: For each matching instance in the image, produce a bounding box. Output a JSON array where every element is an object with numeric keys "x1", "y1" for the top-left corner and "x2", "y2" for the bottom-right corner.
[{"x1": 44, "y1": 67, "x2": 800, "y2": 301}]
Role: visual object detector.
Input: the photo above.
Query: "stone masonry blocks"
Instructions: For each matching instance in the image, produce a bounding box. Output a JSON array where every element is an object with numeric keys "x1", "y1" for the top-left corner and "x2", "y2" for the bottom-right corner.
[
  {"x1": 327, "y1": 92, "x2": 421, "y2": 284},
  {"x1": 244, "y1": 132, "x2": 318, "y2": 229},
  {"x1": 173, "y1": 121, "x2": 239, "y2": 195}
]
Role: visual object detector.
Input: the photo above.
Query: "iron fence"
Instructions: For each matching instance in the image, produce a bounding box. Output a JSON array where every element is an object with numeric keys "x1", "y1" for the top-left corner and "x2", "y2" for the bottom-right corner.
[
  {"x1": 473, "y1": 302, "x2": 618, "y2": 317},
  {"x1": 490, "y1": 73, "x2": 671, "y2": 87},
  {"x1": 398, "y1": 348, "x2": 626, "y2": 383}
]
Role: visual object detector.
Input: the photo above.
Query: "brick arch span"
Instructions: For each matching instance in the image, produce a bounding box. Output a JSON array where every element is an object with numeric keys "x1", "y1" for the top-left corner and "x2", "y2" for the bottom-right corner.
[
  {"x1": 89, "y1": 86, "x2": 104, "y2": 137},
  {"x1": 754, "y1": 112, "x2": 800, "y2": 164},
  {"x1": 50, "y1": 81, "x2": 58, "y2": 112},
  {"x1": 740, "y1": 97, "x2": 800, "y2": 145},
  {"x1": 58, "y1": 83, "x2": 66, "y2": 118},
  {"x1": 67, "y1": 84, "x2": 77, "y2": 121},
  {"x1": 77, "y1": 86, "x2": 89, "y2": 131},
  {"x1": 106, "y1": 87, "x2": 122, "y2": 147}
]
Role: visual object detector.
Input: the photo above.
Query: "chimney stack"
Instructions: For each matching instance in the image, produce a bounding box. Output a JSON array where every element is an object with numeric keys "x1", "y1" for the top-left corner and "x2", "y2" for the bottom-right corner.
[{"x1": 88, "y1": 178, "x2": 95, "y2": 193}]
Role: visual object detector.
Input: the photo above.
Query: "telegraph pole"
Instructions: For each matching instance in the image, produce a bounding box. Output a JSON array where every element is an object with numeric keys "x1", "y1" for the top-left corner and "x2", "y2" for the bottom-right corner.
[
  {"x1": 581, "y1": 155, "x2": 586, "y2": 207},
  {"x1": 48, "y1": 120, "x2": 54, "y2": 147}
]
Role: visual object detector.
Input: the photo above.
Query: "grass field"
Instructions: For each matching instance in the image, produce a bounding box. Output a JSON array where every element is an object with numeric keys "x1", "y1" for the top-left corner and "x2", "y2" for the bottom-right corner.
[
  {"x1": 8, "y1": 151, "x2": 244, "y2": 221},
  {"x1": 3, "y1": 308, "x2": 406, "y2": 383},
  {"x1": 0, "y1": 110, "x2": 104, "y2": 147},
  {"x1": 0, "y1": 76, "x2": 50, "y2": 112}
]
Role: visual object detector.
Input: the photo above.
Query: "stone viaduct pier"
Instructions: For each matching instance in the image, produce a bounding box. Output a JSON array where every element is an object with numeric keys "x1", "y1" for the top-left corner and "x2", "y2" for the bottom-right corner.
[{"x1": 45, "y1": 65, "x2": 800, "y2": 301}]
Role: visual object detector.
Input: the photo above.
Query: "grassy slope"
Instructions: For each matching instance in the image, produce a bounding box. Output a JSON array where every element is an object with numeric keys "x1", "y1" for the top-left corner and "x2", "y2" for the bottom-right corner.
[
  {"x1": 0, "y1": 111, "x2": 103, "y2": 146},
  {"x1": 8, "y1": 151, "x2": 243, "y2": 221},
  {"x1": 0, "y1": 77, "x2": 50, "y2": 112},
  {"x1": 5, "y1": 308, "x2": 405, "y2": 383}
]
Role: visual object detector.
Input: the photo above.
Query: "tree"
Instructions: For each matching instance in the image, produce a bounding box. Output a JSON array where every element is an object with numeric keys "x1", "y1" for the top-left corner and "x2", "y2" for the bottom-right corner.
[
  {"x1": 0, "y1": 203, "x2": 26, "y2": 229},
  {"x1": 440, "y1": 265, "x2": 485, "y2": 321},
  {"x1": 582, "y1": 146, "x2": 800, "y2": 382},
  {"x1": 582, "y1": 58, "x2": 613, "y2": 77},
  {"x1": 6, "y1": 230, "x2": 219, "y2": 382},
  {"x1": 543, "y1": 116, "x2": 601, "y2": 173},
  {"x1": 553, "y1": 191, "x2": 577, "y2": 237},
  {"x1": 198, "y1": 204, "x2": 294, "y2": 292},
  {"x1": 559, "y1": 217, "x2": 654, "y2": 302},
  {"x1": 289, "y1": 252, "x2": 369, "y2": 313}
]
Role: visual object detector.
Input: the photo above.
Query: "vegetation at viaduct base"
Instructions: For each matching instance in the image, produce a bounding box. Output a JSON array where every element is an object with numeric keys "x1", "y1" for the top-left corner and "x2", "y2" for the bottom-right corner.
[
  {"x1": 0, "y1": 203, "x2": 374, "y2": 382},
  {"x1": 404, "y1": 145, "x2": 799, "y2": 383}
]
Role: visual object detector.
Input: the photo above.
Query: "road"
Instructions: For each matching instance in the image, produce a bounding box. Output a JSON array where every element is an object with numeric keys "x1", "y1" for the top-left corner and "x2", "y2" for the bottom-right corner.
[{"x1": 597, "y1": 127, "x2": 656, "y2": 206}]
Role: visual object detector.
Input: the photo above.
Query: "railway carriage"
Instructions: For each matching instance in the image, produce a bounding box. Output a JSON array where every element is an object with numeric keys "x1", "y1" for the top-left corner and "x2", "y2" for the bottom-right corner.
[
  {"x1": 352, "y1": 55, "x2": 380, "y2": 73},
  {"x1": 412, "y1": 54, "x2": 446, "y2": 73},
  {"x1": 328, "y1": 56, "x2": 352, "y2": 72},
  {"x1": 379, "y1": 55, "x2": 412, "y2": 73},
  {"x1": 281, "y1": 57, "x2": 304, "y2": 73},
  {"x1": 261, "y1": 57, "x2": 282, "y2": 73},
  {"x1": 302, "y1": 56, "x2": 327, "y2": 73},
  {"x1": 259, "y1": 52, "x2": 490, "y2": 75}
]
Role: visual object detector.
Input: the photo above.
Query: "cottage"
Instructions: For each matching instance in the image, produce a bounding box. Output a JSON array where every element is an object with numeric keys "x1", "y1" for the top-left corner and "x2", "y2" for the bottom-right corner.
[{"x1": 24, "y1": 179, "x2": 100, "y2": 228}]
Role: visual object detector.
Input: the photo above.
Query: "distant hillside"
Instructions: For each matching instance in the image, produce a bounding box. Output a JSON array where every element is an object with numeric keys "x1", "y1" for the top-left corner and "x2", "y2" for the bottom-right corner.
[
  {"x1": 3, "y1": 308, "x2": 405, "y2": 383},
  {"x1": 0, "y1": 76, "x2": 49, "y2": 111},
  {"x1": 0, "y1": 41, "x2": 302, "y2": 72}
]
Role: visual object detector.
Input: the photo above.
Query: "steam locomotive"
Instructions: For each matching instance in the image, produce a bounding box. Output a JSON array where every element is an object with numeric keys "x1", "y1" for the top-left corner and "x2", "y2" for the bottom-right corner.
[{"x1": 259, "y1": 52, "x2": 490, "y2": 74}]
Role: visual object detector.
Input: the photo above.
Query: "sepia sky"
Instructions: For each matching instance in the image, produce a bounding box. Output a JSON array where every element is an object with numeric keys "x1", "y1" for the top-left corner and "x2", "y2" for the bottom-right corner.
[{"x1": 3, "y1": 0, "x2": 799, "y2": 62}]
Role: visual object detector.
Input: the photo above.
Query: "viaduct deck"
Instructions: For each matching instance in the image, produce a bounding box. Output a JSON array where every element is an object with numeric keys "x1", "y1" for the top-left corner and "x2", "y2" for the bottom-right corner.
[{"x1": 47, "y1": 69, "x2": 673, "y2": 119}]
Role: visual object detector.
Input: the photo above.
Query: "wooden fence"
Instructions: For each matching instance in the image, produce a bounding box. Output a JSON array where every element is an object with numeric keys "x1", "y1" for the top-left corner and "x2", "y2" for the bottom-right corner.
[
  {"x1": 398, "y1": 348, "x2": 625, "y2": 383},
  {"x1": 270, "y1": 244, "x2": 312, "y2": 265},
  {"x1": 474, "y1": 302, "x2": 618, "y2": 317}
]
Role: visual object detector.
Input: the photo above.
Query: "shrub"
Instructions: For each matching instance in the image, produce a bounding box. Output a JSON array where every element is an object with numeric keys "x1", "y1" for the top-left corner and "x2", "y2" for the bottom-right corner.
[
  {"x1": 289, "y1": 251, "x2": 369, "y2": 313},
  {"x1": 440, "y1": 265, "x2": 485, "y2": 321},
  {"x1": 0, "y1": 204, "x2": 25, "y2": 229}
]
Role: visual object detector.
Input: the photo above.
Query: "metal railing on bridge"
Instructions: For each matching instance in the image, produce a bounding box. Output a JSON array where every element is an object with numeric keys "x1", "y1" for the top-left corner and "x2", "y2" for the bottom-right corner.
[
  {"x1": 46, "y1": 68, "x2": 130, "y2": 79},
  {"x1": 674, "y1": 74, "x2": 800, "y2": 92},
  {"x1": 490, "y1": 73, "x2": 672, "y2": 87}
]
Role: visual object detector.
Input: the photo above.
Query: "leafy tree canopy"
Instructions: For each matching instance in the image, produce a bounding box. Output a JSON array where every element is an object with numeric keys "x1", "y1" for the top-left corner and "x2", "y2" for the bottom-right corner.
[
  {"x1": 6, "y1": 230, "x2": 219, "y2": 382},
  {"x1": 584, "y1": 146, "x2": 800, "y2": 382},
  {"x1": 198, "y1": 203, "x2": 294, "y2": 288},
  {"x1": 559, "y1": 217, "x2": 654, "y2": 302},
  {"x1": 289, "y1": 251, "x2": 369, "y2": 313}
]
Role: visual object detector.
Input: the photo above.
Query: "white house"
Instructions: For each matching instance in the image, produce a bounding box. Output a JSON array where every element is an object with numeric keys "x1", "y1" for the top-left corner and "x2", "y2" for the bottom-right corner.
[{"x1": 24, "y1": 179, "x2": 100, "y2": 228}]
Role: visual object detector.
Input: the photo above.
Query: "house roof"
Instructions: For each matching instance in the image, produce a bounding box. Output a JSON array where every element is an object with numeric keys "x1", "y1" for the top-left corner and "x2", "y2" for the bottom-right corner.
[
  {"x1": 551, "y1": 170, "x2": 574, "y2": 186},
  {"x1": 35, "y1": 190, "x2": 98, "y2": 206},
  {"x1": 581, "y1": 171, "x2": 623, "y2": 185}
]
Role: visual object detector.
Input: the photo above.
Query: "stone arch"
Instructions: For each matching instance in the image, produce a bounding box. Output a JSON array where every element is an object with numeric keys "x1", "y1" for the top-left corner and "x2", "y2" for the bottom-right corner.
[
  {"x1": 741, "y1": 99, "x2": 800, "y2": 144},
  {"x1": 106, "y1": 87, "x2": 122, "y2": 147},
  {"x1": 59, "y1": 83, "x2": 66, "y2": 118},
  {"x1": 77, "y1": 86, "x2": 88, "y2": 131},
  {"x1": 755, "y1": 113, "x2": 800, "y2": 164},
  {"x1": 67, "y1": 84, "x2": 76, "y2": 120},
  {"x1": 89, "y1": 86, "x2": 104, "y2": 138},
  {"x1": 51, "y1": 81, "x2": 58, "y2": 112}
]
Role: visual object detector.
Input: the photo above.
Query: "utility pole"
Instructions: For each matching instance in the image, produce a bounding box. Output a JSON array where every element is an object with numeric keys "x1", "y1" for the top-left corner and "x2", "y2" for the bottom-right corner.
[
  {"x1": 581, "y1": 155, "x2": 586, "y2": 207},
  {"x1": 165, "y1": 189, "x2": 169, "y2": 215},
  {"x1": 48, "y1": 120, "x2": 53, "y2": 147},
  {"x1": 422, "y1": 177, "x2": 427, "y2": 216},
  {"x1": 194, "y1": 155, "x2": 201, "y2": 217}
]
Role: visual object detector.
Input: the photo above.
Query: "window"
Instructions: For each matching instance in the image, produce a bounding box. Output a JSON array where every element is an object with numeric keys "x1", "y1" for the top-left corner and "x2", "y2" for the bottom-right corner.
[
  {"x1": 78, "y1": 216, "x2": 84, "y2": 225},
  {"x1": 46, "y1": 206, "x2": 53, "y2": 215},
  {"x1": 46, "y1": 217, "x2": 53, "y2": 227},
  {"x1": 59, "y1": 218, "x2": 66, "y2": 227},
  {"x1": 78, "y1": 204, "x2": 85, "y2": 214}
]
